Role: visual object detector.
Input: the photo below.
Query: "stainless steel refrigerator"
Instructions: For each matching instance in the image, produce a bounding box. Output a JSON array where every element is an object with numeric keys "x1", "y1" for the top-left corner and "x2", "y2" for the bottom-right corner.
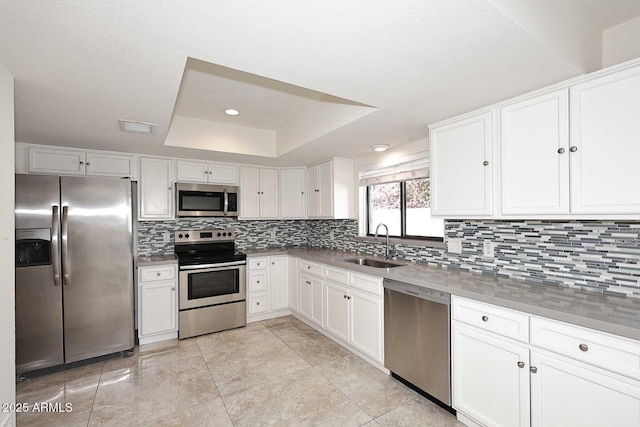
[{"x1": 15, "y1": 174, "x2": 134, "y2": 374}]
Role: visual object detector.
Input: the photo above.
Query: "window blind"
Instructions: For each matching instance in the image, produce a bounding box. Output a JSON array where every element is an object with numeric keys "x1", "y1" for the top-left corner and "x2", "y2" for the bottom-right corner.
[{"x1": 358, "y1": 159, "x2": 429, "y2": 187}]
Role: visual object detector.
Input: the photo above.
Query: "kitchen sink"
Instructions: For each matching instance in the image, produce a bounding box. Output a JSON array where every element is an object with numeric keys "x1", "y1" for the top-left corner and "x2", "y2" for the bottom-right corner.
[{"x1": 342, "y1": 258, "x2": 404, "y2": 268}]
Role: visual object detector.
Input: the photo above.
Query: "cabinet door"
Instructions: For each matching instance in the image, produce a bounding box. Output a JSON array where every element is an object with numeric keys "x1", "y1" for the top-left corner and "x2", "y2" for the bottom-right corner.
[
  {"x1": 259, "y1": 169, "x2": 279, "y2": 218},
  {"x1": 349, "y1": 288, "x2": 383, "y2": 363},
  {"x1": 28, "y1": 147, "x2": 86, "y2": 175},
  {"x1": 570, "y1": 67, "x2": 640, "y2": 214},
  {"x1": 139, "y1": 281, "x2": 177, "y2": 336},
  {"x1": 298, "y1": 274, "x2": 311, "y2": 319},
  {"x1": 288, "y1": 257, "x2": 299, "y2": 311},
  {"x1": 318, "y1": 160, "x2": 333, "y2": 217},
  {"x1": 500, "y1": 89, "x2": 569, "y2": 215},
  {"x1": 86, "y1": 152, "x2": 137, "y2": 179},
  {"x1": 139, "y1": 157, "x2": 174, "y2": 220},
  {"x1": 248, "y1": 292, "x2": 268, "y2": 315},
  {"x1": 307, "y1": 165, "x2": 320, "y2": 218},
  {"x1": 310, "y1": 276, "x2": 323, "y2": 327},
  {"x1": 325, "y1": 281, "x2": 349, "y2": 342},
  {"x1": 208, "y1": 163, "x2": 238, "y2": 184},
  {"x1": 430, "y1": 111, "x2": 493, "y2": 216},
  {"x1": 280, "y1": 169, "x2": 307, "y2": 218},
  {"x1": 531, "y1": 351, "x2": 640, "y2": 427},
  {"x1": 452, "y1": 323, "x2": 530, "y2": 427},
  {"x1": 176, "y1": 160, "x2": 209, "y2": 183},
  {"x1": 239, "y1": 167, "x2": 260, "y2": 218},
  {"x1": 270, "y1": 256, "x2": 289, "y2": 310}
]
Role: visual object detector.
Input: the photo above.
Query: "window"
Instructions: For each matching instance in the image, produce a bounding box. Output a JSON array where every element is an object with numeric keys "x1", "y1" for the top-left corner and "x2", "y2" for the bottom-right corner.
[{"x1": 367, "y1": 177, "x2": 444, "y2": 241}]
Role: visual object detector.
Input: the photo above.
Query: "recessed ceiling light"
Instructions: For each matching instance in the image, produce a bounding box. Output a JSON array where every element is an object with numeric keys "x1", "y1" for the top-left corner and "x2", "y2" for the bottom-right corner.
[
  {"x1": 371, "y1": 144, "x2": 390, "y2": 152},
  {"x1": 224, "y1": 109, "x2": 240, "y2": 116},
  {"x1": 118, "y1": 119, "x2": 155, "y2": 135}
]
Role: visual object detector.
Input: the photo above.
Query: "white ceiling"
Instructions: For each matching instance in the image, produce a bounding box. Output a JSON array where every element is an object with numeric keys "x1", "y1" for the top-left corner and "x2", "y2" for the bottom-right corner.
[{"x1": 0, "y1": 1, "x2": 639, "y2": 166}]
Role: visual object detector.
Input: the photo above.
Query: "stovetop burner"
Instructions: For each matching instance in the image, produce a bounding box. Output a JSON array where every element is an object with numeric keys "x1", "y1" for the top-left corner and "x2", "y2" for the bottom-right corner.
[
  {"x1": 174, "y1": 229, "x2": 245, "y2": 266},
  {"x1": 176, "y1": 250, "x2": 246, "y2": 266}
]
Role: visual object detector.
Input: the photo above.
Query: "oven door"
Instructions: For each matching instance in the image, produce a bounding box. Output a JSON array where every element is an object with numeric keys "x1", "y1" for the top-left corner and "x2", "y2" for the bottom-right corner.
[{"x1": 179, "y1": 262, "x2": 246, "y2": 310}]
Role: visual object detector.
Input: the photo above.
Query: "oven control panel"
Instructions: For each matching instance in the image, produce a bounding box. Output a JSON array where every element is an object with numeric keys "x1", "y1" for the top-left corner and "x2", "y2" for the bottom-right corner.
[{"x1": 174, "y1": 229, "x2": 236, "y2": 244}]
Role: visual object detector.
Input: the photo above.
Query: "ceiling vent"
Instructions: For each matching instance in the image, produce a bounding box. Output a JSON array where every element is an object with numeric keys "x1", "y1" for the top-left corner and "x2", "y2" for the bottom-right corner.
[{"x1": 118, "y1": 119, "x2": 155, "y2": 134}]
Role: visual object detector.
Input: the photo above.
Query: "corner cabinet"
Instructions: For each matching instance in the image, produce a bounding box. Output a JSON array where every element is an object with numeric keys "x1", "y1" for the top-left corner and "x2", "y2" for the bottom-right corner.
[
  {"x1": 139, "y1": 157, "x2": 174, "y2": 220},
  {"x1": 138, "y1": 264, "x2": 178, "y2": 345},
  {"x1": 429, "y1": 111, "x2": 494, "y2": 217},
  {"x1": 279, "y1": 168, "x2": 307, "y2": 218},
  {"x1": 246, "y1": 255, "x2": 290, "y2": 322},
  {"x1": 239, "y1": 167, "x2": 279, "y2": 219},
  {"x1": 307, "y1": 158, "x2": 354, "y2": 219}
]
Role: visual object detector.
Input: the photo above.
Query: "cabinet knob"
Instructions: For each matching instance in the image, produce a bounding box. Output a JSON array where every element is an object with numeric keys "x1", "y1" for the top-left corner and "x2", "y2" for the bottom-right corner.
[
  {"x1": 307, "y1": 266, "x2": 311, "y2": 269},
  {"x1": 570, "y1": 146, "x2": 578, "y2": 153},
  {"x1": 301, "y1": 192, "x2": 304, "y2": 194},
  {"x1": 343, "y1": 295, "x2": 347, "y2": 299},
  {"x1": 482, "y1": 161, "x2": 489, "y2": 166},
  {"x1": 272, "y1": 262, "x2": 275, "y2": 265},
  {"x1": 171, "y1": 287, "x2": 175, "y2": 291},
  {"x1": 347, "y1": 296, "x2": 351, "y2": 300},
  {"x1": 156, "y1": 272, "x2": 161, "y2": 276},
  {"x1": 256, "y1": 302, "x2": 260, "y2": 305},
  {"x1": 557, "y1": 147, "x2": 565, "y2": 154},
  {"x1": 579, "y1": 343, "x2": 589, "y2": 352},
  {"x1": 168, "y1": 187, "x2": 172, "y2": 190},
  {"x1": 257, "y1": 280, "x2": 260, "y2": 284},
  {"x1": 517, "y1": 361, "x2": 525, "y2": 369},
  {"x1": 79, "y1": 161, "x2": 85, "y2": 165},
  {"x1": 530, "y1": 366, "x2": 538, "y2": 374},
  {"x1": 86, "y1": 162, "x2": 91, "y2": 166},
  {"x1": 481, "y1": 315, "x2": 489, "y2": 322}
]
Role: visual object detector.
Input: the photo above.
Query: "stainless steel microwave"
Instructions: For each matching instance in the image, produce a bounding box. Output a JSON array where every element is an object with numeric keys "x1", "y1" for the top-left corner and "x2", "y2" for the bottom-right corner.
[{"x1": 175, "y1": 183, "x2": 239, "y2": 217}]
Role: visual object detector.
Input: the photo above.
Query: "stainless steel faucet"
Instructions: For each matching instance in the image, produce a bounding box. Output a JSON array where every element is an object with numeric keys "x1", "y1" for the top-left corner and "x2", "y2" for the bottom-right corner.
[{"x1": 374, "y1": 223, "x2": 390, "y2": 259}]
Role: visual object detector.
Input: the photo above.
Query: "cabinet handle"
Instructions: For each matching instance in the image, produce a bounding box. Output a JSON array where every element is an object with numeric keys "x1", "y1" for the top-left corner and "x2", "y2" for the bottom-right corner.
[
  {"x1": 570, "y1": 146, "x2": 578, "y2": 153},
  {"x1": 557, "y1": 148, "x2": 565, "y2": 154},
  {"x1": 481, "y1": 315, "x2": 489, "y2": 322},
  {"x1": 171, "y1": 287, "x2": 175, "y2": 291},
  {"x1": 517, "y1": 361, "x2": 525, "y2": 368},
  {"x1": 156, "y1": 272, "x2": 161, "y2": 276},
  {"x1": 579, "y1": 343, "x2": 589, "y2": 352},
  {"x1": 530, "y1": 366, "x2": 538, "y2": 374},
  {"x1": 482, "y1": 161, "x2": 489, "y2": 166},
  {"x1": 79, "y1": 161, "x2": 84, "y2": 165}
]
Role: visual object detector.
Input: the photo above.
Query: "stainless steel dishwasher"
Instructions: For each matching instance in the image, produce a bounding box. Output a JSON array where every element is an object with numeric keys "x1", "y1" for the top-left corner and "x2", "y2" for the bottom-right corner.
[{"x1": 384, "y1": 279, "x2": 452, "y2": 409}]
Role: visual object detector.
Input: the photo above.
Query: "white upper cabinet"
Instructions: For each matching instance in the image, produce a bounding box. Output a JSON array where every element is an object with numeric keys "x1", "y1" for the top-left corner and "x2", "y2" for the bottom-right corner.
[
  {"x1": 239, "y1": 167, "x2": 279, "y2": 219},
  {"x1": 570, "y1": 66, "x2": 640, "y2": 214},
  {"x1": 307, "y1": 158, "x2": 354, "y2": 219},
  {"x1": 500, "y1": 89, "x2": 569, "y2": 215},
  {"x1": 280, "y1": 168, "x2": 307, "y2": 218},
  {"x1": 139, "y1": 157, "x2": 174, "y2": 220},
  {"x1": 26, "y1": 145, "x2": 136, "y2": 179},
  {"x1": 176, "y1": 159, "x2": 238, "y2": 184},
  {"x1": 430, "y1": 111, "x2": 494, "y2": 217}
]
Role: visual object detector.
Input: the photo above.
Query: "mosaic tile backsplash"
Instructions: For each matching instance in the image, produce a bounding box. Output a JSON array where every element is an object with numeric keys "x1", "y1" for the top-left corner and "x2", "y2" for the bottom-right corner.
[{"x1": 138, "y1": 219, "x2": 640, "y2": 298}]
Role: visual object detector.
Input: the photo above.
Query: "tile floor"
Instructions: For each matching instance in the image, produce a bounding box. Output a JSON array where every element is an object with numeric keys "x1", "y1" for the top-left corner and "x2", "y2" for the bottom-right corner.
[{"x1": 16, "y1": 316, "x2": 464, "y2": 426}]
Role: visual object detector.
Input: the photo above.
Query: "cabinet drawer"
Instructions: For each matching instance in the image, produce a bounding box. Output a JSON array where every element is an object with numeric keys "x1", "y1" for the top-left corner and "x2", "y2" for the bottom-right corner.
[
  {"x1": 248, "y1": 258, "x2": 268, "y2": 270},
  {"x1": 248, "y1": 272, "x2": 267, "y2": 292},
  {"x1": 299, "y1": 259, "x2": 323, "y2": 277},
  {"x1": 349, "y1": 272, "x2": 382, "y2": 296},
  {"x1": 324, "y1": 266, "x2": 348, "y2": 285},
  {"x1": 452, "y1": 297, "x2": 529, "y2": 342},
  {"x1": 248, "y1": 292, "x2": 268, "y2": 315},
  {"x1": 139, "y1": 265, "x2": 176, "y2": 283},
  {"x1": 531, "y1": 316, "x2": 640, "y2": 381}
]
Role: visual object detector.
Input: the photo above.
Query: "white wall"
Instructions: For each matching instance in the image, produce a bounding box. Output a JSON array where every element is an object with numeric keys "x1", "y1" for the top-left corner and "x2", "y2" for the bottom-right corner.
[
  {"x1": 603, "y1": 16, "x2": 640, "y2": 67},
  {"x1": 0, "y1": 63, "x2": 15, "y2": 427}
]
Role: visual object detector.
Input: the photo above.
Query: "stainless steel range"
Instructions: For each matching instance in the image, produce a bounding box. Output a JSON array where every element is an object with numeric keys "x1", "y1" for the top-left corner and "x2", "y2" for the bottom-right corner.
[{"x1": 175, "y1": 229, "x2": 246, "y2": 339}]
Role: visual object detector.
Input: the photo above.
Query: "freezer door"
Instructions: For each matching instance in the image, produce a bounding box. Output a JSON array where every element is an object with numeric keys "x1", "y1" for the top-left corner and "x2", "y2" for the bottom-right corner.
[
  {"x1": 61, "y1": 176, "x2": 134, "y2": 362},
  {"x1": 15, "y1": 174, "x2": 64, "y2": 373}
]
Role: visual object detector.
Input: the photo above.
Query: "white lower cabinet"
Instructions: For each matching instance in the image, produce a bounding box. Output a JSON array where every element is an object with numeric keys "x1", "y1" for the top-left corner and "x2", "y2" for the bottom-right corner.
[
  {"x1": 452, "y1": 296, "x2": 640, "y2": 427},
  {"x1": 310, "y1": 275, "x2": 324, "y2": 327},
  {"x1": 453, "y1": 322, "x2": 530, "y2": 427},
  {"x1": 246, "y1": 255, "x2": 290, "y2": 321},
  {"x1": 349, "y1": 288, "x2": 383, "y2": 363},
  {"x1": 298, "y1": 273, "x2": 312, "y2": 319},
  {"x1": 288, "y1": 257, "x2": 299, "y2": 312},
  {"x1": 137, "y1": 264, "x2": 178, "y2": 345},
  {"x1": 325, "y1": 281, "x2": 349, "y2": 342}
]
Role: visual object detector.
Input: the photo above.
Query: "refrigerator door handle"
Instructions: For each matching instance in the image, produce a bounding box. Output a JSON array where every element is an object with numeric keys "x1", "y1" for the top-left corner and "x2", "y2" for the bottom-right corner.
[
  {"x1": 61, "y1": 205, "x2": 70, "y2": 286},
  {"x1": 52, "y1": 205, "x2": 61, "y2": 286}
]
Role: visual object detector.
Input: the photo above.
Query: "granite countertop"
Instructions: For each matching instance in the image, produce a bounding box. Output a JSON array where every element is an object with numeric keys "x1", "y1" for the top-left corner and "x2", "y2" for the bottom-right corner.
[
  {"x1": 249, "y1": 247, "x2": 640, "y2": 341},
  {"x1": 137, "y1": 254, "x2": 178, "y2": 267}
]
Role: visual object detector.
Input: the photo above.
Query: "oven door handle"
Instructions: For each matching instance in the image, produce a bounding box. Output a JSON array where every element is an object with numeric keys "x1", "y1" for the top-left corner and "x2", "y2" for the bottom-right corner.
[
  {"x1": 223, "y1": 188, "x2": 229, "y2": 216},
  {"x1": 180, "y1": 261, "x2": 246, "y2": 271}
]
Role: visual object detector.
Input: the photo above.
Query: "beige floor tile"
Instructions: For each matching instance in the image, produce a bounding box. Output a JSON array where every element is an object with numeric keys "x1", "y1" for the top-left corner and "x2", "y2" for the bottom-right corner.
[
  {"x1": 196, "y1": 322, "x2": 275, "y2": 356},
  {"x1": 261, "y1": 315, "x2": 317, "y2": 338},
  {"x1": 17, "y1": 361, "x2": 104, "y2": 395},
  {"x1": 89, "y1": 357, "x2": 218, "y2": 426},
  {"x1": 16, "y1": 376, "x2": 98, "y2": 427},
  {"x1": 375, "y1": 398, "x2": 463, "y2": 427},
  {"x1": 144, "y1": 397, "x2": 232, "y2": 427},
  {"x1": 205, "y1": 337, "x2": 310, "y2": 396},
  {"x1": 362, "y1": 421, "x2": 381, "y2": 427},
  {"x1": 223, "y1": 367, "x2": 372, "y2": 427},
  {"x1": 280, "y1": 328, "x2": 352, "y2": 366},
  {"x1": 316, "y1": 355, "x2": 417, "y2": 417}
]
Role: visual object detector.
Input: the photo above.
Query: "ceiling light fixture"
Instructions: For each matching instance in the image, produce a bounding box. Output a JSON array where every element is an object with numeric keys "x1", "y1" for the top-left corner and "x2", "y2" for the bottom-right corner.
[
  {"x1": 371, "y1": 144, "x2": 390, "y2": 152},
  {"x1": 224, "y1": 109, "x2": 240, "y2": 116},
  {"x1": 118, "y1": 119, "x2": 155, "y2": 135}
]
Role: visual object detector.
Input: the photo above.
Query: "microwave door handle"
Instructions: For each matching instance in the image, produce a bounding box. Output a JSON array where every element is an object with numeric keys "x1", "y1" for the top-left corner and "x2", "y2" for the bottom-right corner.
[
  {"x1": 223, "y1": 189, "x2": 229, "y2": 216},
  {"x1": 51, "y1": 205, "x2": 61, "y2": 286}
]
